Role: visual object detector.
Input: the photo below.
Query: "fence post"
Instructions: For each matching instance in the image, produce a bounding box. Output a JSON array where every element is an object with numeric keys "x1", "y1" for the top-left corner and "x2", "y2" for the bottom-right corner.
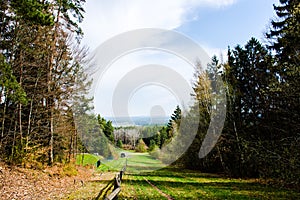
[
  {"x1": 114, "y1": 174, "x2": 121, "y2": 190},
  {"x1": 120, "y1": 170, "x2": 123, "y2": 181},
  {"x1": 104, "y1": 161, "x2": 126, "y2": 200}
]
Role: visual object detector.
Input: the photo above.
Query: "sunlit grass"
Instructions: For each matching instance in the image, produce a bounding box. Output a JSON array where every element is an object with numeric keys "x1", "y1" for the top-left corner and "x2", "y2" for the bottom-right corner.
[
  {"x1": 76, "y1": 153, "x2": 102, "y2": 167},
  {"x1": 126, "y1": 152, "x2": 166, "y2": 173},
  {"x1": 120, "y1": 174, "x2": 166, "y2": 199},
  {"x1": 72, "y1": 153, "x2": 300, "y2": 199},
  {"x1": 120, "y1": 168, "x2": 300, "y2": 199},
  {"x1": 64, "y1": 181, "x2": 105, "y2": 200},
  {"x1": 98, "y1": 158, "x2": 127, "y2": 172}
]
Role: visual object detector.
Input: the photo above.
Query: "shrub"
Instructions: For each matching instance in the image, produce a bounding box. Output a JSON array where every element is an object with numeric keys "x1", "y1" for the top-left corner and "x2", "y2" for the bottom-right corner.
[
  {"x1": 136, "y1": 139, "x2": 147, "y2": 153},
  {"x1": 116, "y1": 139, "x2": 123, "y2": 148},
  {"x1": 62, "y1": 163, "x2": 78, "y2": 176}
]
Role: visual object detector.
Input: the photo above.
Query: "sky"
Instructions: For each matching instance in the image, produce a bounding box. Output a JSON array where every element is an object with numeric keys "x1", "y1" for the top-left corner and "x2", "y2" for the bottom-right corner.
[{"x1": 80, "y1": 0, "x2": 278, "y2": 118}]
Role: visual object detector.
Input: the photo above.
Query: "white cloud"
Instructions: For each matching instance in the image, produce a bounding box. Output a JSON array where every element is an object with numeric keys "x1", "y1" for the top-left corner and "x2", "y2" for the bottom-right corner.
[
  {"x1": 81, "y1": 0, "x2": 237, "y2": 50},
  {"x1": 83, "y1": 0, "x2": 237, "y2": 117},
  {"x1": 93, "y1": 50, "x2": 196, "y2": 117},
  {"x1": 196, "y1": 0, "x2": 237, "y2": 7}
]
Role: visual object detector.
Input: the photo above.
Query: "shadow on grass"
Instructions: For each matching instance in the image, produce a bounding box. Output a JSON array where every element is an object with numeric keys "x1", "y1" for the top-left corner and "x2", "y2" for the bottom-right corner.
[
  {"x1": 133, "y1": 168, "x2": 221, "y2": 179},
  {"x1": 122, "y1": 175, "x2": 300, "y2": 199},
  {"x1": 127, "y1": 160, "x2": 163, "y2": 165},
  {"x1": 125, "y1": 165, "x2": 226, "y2": 179},
  {"x1": 126, "y1": 164, "x2": 163, "y2": 171},
  {"x1": 127, "y1": 178, "x2": 262, "y2": 191},
  {"x1": 119, "y1": 193, "x2": 261, "y2": 200},
  {"x1": 94, "y1": 179, "x2": 114, "y2": 200}
]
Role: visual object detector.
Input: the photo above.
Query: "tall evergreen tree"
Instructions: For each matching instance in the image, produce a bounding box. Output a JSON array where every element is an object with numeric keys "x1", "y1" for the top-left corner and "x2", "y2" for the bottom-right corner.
[
  {"x1": 266, "y1": 0, "x2": 300, "y2": 183},
  {"x1": 266, "y1": 0, "x2": 300, "y2": 122},
  {"x1": 166, "y1": 105, "x2": 181, "y2": 138},
  {"x1": 97, "y1": 114, "x2": 115, "y2": 143}
]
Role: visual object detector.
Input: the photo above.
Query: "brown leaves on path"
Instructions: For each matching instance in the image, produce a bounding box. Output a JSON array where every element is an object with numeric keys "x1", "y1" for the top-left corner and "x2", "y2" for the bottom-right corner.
[{"x1": 0, "y1": 162, "x2": 93, "y2": 200}]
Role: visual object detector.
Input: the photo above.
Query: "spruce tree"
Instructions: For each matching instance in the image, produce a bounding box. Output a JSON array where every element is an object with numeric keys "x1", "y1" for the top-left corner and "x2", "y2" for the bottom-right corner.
[{"x1": 266, "y1": 0, "x2": 300, "y2": 183}]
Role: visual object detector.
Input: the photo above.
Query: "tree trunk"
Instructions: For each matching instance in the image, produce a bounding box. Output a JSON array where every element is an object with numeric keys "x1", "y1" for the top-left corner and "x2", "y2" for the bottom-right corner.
[
  {"x1": 1, "y1": 94, "x2": 7, "y2": 140},
  {"x1": 18, "y1": 53, "x2": 24, "y2": 159},
  {"x1": 10, "y1": 120, "x2": 17, "y2": 163},
  {"x1": 19, "y1": 103, "x2": 23, "y2": 145},
  {"x1": 49, "y1": 107, "x2": 54, "y2": 164},
  {"x1": 26, "y1": 75, "x2": 40, "y2": 152},
  {"x1": 217, "y1": 146, "x2": 226, "y2": 173},
  {"x1": 68, "y1": 129, "x2": 73, "y2": 162},
  {"x1": 47, "y1": 2, "x2": 62, "y2": 166}
]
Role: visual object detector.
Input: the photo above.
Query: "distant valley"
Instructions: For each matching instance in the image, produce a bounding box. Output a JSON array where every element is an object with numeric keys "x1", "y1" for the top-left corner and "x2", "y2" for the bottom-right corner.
[{"x1": 106, "y1": 116, "x2": 169, "y2": 127}]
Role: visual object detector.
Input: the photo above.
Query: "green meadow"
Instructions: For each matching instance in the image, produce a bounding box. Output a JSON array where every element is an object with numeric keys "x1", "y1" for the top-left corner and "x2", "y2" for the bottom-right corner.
[{"x1": 68, "y1": 153, "x2": 300, "y2": 199}]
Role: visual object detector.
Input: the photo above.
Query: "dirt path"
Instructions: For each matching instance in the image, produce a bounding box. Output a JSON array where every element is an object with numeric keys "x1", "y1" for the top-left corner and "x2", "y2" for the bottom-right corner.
[{"x1": 143, "y1": 177, "x2": 174, "y2": 200}]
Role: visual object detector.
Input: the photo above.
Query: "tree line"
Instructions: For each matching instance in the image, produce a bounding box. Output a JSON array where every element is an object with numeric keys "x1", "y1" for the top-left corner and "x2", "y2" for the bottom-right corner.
[
  {"x1": 174, "y1": 0, "x2": 299, "y2": 186},
  {"x1": 0, "y1": 0, "x2": 91, "y2": 166},
  {"x1": 111, "y1": 106, "x2": 181, "y2": 152}
]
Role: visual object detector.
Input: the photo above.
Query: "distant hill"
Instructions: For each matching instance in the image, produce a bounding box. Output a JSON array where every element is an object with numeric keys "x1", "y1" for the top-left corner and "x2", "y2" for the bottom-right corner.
[{"x1": 106, "y1": 116, "x2": 169, "y2": 127}]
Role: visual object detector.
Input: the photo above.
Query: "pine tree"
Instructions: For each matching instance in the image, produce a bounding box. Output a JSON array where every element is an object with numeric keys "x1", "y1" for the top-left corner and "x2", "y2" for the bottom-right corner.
[
  {"x1": 266, "y1": 0, "x2": 300, "y2": 184},
  {"x1": 267, "y1": 0, "x2": 299, "y2": 66},
  {"x1": 224, "y1": 38, "x2": 276, "y2": 177},
  {"x1": 97, "y1": 115, "x2": 115, "y2": 143},
  {"x1": 266, "y1": 0, "x2": 300, "y2": 119},
  {"x1": 166, "y1": 105, "x2": 181, "y2": 138}
]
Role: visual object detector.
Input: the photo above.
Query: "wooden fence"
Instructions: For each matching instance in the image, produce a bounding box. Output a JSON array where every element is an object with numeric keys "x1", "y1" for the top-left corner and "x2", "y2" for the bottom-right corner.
[{"x1": 101, "y1": 159, "x2": 127, "y2": 200}]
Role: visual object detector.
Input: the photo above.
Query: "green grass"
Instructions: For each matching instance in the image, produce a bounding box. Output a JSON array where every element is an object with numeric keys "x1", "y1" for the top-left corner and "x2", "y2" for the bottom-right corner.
[
  {"x1": 97, "y1": 158, "x2": 127, "y2": 172},
  {"x1": 119, "y1": 173, "x2": 167, "y2": 199},
  {"x1": 90, "y1": 151, "x2": 165, "y2": 173},
  {"x1": 120, "y1": 168, "x2": 300, "y2": 199},
  {"x1": 126, "y1": 152, "x2": 166, "y2": 173},
  {"x1": 73, "y1": 153, "x2": 300, "y2": 199},
  {"x1": 76, "y1": 153, "x2": 103, "y2": 167},
  {"x1": 76, "y1": 152, "x2": 126, "y2": 172}
]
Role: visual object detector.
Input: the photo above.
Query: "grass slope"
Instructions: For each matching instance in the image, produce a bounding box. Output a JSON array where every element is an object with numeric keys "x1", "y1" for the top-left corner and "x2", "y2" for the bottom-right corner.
[
  {"x1": 85, "y1": 151, "x2": 165, "y2": 173},
  {"x1": 126, "y1": 152, "x2": 166, "y2": 173},
  {"x1": 72, "y1": 153, "x2": 300, "y2": 199},
  {"x1": 76, "y1": 153, "x2": 103, "y2": 167},
  {"x1": 120, "y1": 168, "x2": 300, "y2": 199}
]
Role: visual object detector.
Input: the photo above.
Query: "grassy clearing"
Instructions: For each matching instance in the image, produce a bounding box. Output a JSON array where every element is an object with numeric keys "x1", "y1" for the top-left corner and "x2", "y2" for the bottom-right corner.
[
  {"x1": 119, "y1": 172, "x2": 167, "y2": 199},
  {"x1": 126, "y1": 152, "x2": 165, "y2": 173},
  {"x1": 97, "y1": 158, "x2": 127, "y2": 172},
  {"x1": 66, "y1": 152, "x2": 165, "y2": 199},
  {"x1": 91, "y1": 151, "x2": 165, "y2": 173},
  {"x1": 76, "y1": 153, "x2": 103, "y2": 167},
  {"x1": 72, "y1": 152, "x2": 300, "y2": 199},
  {"x1": 120, "y1": 168, "x2": 300, "y2": 199}
]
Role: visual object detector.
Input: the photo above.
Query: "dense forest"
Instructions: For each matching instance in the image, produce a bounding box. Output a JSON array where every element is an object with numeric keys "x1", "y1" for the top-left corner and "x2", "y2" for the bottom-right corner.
[
  {"x1": 0, "y1": 0, "x2": 91, "y2": 166},
  {"x1": 173, "y1": 0, "x2": 300, "y2": 186},
  {"x1": 0, "y1": 0, "x2": 299, "y2": 188}
]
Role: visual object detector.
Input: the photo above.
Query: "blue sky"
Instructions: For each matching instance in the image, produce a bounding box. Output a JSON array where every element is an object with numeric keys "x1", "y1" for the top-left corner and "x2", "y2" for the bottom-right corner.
[
  {"x1": 177, "y1": 0, "x2": 276, "y2": 51},
  {"x1": 81, "y1": 0, "x2": 278, "y2": 117}
]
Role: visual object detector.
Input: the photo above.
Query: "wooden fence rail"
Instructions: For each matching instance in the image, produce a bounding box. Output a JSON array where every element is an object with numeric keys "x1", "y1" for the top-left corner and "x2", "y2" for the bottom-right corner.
[{"x1": 104, "y1": 159, "x2": 127, "y2": 200}]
